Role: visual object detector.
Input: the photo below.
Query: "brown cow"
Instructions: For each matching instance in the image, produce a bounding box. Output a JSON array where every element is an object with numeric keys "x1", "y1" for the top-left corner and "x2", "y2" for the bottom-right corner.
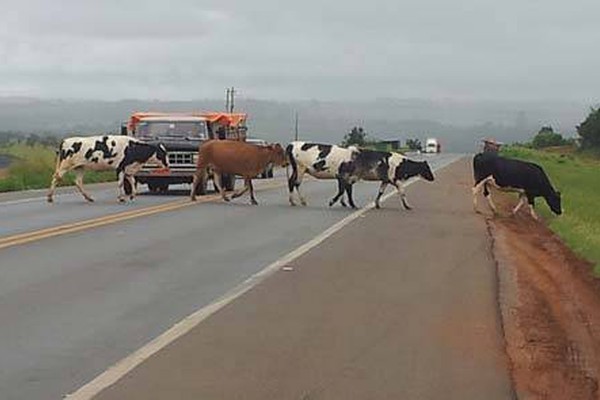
[{"x1": 190, "y1": 140, "x2": 286, "y2": 204}]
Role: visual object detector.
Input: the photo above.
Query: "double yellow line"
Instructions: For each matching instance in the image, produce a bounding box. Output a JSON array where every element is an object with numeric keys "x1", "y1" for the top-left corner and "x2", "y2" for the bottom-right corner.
[{"x1": 0, "y1": 180, "x2": 285, "y2": 251}]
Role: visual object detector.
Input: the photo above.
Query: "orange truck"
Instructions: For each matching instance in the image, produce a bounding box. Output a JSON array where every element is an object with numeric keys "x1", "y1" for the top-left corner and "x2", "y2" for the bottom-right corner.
[{"x1": 121, "y1": 112, "x2": 248, "y2": 195}]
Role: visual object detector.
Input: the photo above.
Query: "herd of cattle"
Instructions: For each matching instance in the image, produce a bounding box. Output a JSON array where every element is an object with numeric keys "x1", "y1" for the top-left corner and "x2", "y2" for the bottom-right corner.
[{"x1": 46, "y1": 135, "x2": 562, "y2": 219}]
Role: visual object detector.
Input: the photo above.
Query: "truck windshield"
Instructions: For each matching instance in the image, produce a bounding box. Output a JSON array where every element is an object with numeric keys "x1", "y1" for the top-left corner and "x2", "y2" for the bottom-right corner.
[{"x1": 137, "y1": 121, "x2": 208, "y2": 140}]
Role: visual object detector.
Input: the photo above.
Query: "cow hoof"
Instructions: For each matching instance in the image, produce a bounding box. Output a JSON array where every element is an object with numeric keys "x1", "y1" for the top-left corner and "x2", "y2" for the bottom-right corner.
[
  {"x1": 118, "y1": 198, "x2": 126, "y2": 203},
  {"x1": 375, "y1": 204, "x2": 381, "y2": 209},
  {"x1": 47, "y1": 197, "x2": 54, "y2": 203},
  {"x1": 251, "y1": 200, "x2": 258, "y2": 206},
  {"x1": 86, "y1": 197, "x2": 95, "y2": 203},
  {"x1": 328, "y1": 201, "x2": 334, "y2": 207},
  {"x1": 191, "y1": 196, "x2": 197, "y2": 202},
  {"x1": 223, "y1": 196, "x2": 231, "y2": 202},
  {"x1": 300, "y1": 201, "x2": 307, "y2": 206}
]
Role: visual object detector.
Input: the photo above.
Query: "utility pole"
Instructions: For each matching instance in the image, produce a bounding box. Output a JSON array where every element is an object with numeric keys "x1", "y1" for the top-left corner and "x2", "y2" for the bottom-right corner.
[
  {"x1": 294, "y1": 111, "x2": 299, "y2": 141},
  {"x1": 225, "y1": 88, "x2": 230, "y2": 112},
  {"x1": 229, "y1": 87, "x2": 235, "y2": 113}
]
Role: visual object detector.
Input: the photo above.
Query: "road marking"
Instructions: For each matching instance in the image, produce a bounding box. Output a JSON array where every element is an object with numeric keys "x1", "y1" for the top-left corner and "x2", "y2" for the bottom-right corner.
[
  {"x1": 64, "y1": 156, "x2": 461, "y2": 400},
  {"x1": 0, "y1": 180, "x2": 285, "y2": 250}
]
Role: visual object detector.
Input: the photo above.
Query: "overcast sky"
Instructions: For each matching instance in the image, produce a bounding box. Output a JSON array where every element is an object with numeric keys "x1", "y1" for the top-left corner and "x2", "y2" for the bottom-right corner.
[{"x1": 0, "y1": 0, "x2": 598, "y2": 102}]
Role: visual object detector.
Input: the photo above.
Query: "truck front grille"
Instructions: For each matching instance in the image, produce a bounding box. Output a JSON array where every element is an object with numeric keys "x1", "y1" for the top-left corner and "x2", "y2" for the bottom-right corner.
[{"x1": 168, "y1": 152, "x2": 195, "y2": 165}]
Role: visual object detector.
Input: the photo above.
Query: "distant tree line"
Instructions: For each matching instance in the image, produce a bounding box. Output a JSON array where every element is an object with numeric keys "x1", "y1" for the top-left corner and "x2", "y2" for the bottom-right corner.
[
  {"x1": 0, "y1": 131, "x2": 63, "y2": 148},
  {"x1": 342, "y1": 126, "x2": 426, "y2": 152},
  {"x1": 577, "y1": 107, "x2": 600, "y2": 150}
]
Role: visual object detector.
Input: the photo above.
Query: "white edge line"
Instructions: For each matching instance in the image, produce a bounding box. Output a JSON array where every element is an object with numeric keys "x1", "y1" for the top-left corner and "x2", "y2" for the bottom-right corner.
[{"x1": 64, "y1": 156, "x2": 461, "y2": 400}]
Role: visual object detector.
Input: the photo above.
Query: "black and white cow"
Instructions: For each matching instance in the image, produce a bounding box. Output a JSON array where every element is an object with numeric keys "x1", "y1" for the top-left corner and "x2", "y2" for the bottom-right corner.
[
  {"x1": 331, "y1": 149, "x2": 435, "y2": 209},
  {"x1": 47, "y1": 135, "x2": 168, "y2": 203},
  {"x1": 286, "y1": 141, "x2": 359, "y2": 206},
  {"x1": 472, "y1": 152, "x2": 562, "y2": 219}
]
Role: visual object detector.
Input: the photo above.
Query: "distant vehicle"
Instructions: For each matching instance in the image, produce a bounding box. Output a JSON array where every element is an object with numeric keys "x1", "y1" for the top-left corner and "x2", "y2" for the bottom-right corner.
[
  {"x1": 424, "y1": 138, "x2": 441, "y2": 154},
  {"x1": 245, "y1": 137, "x2": 274, "y2": 178},
  {"x1": 121, "y1": 112, "x2": 248, "y2": 194}
]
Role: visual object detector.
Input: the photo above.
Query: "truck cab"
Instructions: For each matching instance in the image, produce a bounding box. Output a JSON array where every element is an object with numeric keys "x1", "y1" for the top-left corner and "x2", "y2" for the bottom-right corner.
[{"x1": 123, "y1": 112, "x2": 248, "y2": 194}]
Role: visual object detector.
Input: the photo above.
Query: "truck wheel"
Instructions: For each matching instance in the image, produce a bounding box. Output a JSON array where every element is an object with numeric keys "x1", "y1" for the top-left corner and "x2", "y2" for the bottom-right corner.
[
  {"x1": 147, "y1": 183, "x2": 159, "y2": 193},
  {"x1": 158, "y1": 184, "x2": 169, "y2": 193}
]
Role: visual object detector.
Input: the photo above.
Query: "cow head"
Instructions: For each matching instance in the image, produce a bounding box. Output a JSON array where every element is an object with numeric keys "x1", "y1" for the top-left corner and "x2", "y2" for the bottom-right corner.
[
  {"x1": 419, "y1": 161, "x2": 435, "y2": 181},
  {"x1": 269, "y1": 143, "x2": 287, "y2": 167},
  {"x1": 154, "y1": 143, "x2": 169, "y2": 169},
  {"x1": 545, "y1": 190, "x2": 562, "y2": 215}
]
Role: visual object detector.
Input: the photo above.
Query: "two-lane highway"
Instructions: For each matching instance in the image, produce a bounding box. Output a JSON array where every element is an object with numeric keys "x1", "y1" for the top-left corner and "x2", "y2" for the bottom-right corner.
[{"x1": 0, "y1": 154, "x2": 460, "y2": 400}]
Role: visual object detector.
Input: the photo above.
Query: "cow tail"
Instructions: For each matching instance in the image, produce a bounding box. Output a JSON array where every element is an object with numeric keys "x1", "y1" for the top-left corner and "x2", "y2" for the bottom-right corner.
[
  {"x1": 285, "y1": 144, "x2": 297, "y2": 192},
  {"x1": 53, "y1": 141, "x2": 64, "y2": 174}
]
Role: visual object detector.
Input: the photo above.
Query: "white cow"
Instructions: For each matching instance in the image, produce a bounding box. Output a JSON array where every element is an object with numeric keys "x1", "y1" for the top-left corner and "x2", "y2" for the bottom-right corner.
[
  {"x1": 47, "y1": 135, "x2": 168, "y2": 203},
  {"x1": 286, "y1": 141, "x2": 359, "y2": 206}
]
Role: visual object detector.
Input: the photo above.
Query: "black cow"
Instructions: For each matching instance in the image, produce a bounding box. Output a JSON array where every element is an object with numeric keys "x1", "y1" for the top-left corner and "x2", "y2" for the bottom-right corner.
[
  {"x1": 472, "y1": 152, "x2": 562, "y2": 219},
  {"x1": 330, "y1": 149, "x2": 435, "y2": 209}
]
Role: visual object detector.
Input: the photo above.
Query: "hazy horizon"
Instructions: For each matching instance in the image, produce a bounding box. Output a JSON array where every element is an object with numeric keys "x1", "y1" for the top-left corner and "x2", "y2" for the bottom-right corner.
[{"x1": 0, "y1": 96, "x2": 591, "y2": 152}]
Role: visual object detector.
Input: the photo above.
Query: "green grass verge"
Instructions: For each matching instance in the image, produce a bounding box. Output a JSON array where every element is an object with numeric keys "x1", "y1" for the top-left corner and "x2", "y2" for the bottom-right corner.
[
  {"x1": 501, "y1": 146, "x2": 600, "y2": 274},
  {"x1": 0, "y1": 143, "x2": 116, "y2": 192}
]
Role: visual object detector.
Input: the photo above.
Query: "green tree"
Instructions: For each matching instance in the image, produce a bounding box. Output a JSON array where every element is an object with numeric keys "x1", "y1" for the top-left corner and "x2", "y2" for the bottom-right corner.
[
  {"x1": 406, "y1": 138, "x2": 422, "y2": 151},
  {"x1": 531, "y1": 126, "x2": 567, "y2": 149},
  {"x1": 341, "y1": 126, "x2": 368, "y2": 147},
  {"x1": 577, "y1": 107, "x2": 600, "y2": 149}
]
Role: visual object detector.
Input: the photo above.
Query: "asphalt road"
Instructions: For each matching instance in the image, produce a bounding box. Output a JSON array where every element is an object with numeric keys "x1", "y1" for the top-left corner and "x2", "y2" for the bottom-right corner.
[
  {"x1": 0, "y1": 153, "x2": 460, "y2": 400},
  {"x1": 96, "y1": 157, "x2": 513, "y2": 400}
]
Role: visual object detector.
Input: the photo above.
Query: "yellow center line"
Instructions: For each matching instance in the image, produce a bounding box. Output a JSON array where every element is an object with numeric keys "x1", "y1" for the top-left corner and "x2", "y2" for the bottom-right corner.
[{"x1": 0, "y1": 180, "x2": 286, "y2": 250}]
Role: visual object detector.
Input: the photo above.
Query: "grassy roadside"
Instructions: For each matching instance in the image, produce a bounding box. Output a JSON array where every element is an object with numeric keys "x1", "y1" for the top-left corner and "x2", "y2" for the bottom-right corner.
[
  {"x1": 0, "y1": 143, "x2": 116, "y2": 192},
  {"x1": 501, "y1": 146, "x2": 600, "y2": 273}
]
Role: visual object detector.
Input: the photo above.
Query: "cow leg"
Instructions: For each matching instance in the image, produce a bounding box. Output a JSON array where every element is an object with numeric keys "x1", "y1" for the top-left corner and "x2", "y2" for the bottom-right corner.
[
  {"x1": 473, "y1": 176, "x2": 497, "y2": 214},
  {"x1": 483, "y1": 183, "x2": 497, "y2": 214},
  {"x1": 126, "y1": 174, "x2": 137, "y2": 200},
  {"x1": 393, "y1": 181, "x2": 412, "y2": 210},
  {"x1": 190, "y1": 169, "x2": 205, "y2": 201},
  {"x1": 329, "y1": 178, "x2": 346, "y2": 207},
  {"x1": 512, "y1": 193, "x2": 526, "y2": 215},
  {"x1": 472, "y1": 177, "x2": 489, "y2": 213},
  {"x1": 287, "y1": 165, "x2": 298, "y2": 206},
  {"x1": 116, "y1": 170, "x2": 128, "y2": 202},
  {"x1": 527, "y1": 194, "x2": 538, "y2": 220},
  {"x1": 345, "y1": 182, "x2": 357, "y2": 209},
  {"x1": 212, "y1": 172, "x2": 230, "y2": 202},
  {"x1": 374, "y1": 182, "x2": 388, "y2": 209},
  {"x1": 248, "y1": 179, "x2": 258, "y2": 205},
  {"x1": 288, "y1": 169, "x2": 307, "y2": 206},
  {"x1": 47, "y1": 169, "x2": 66, "y2": 203},
  {"x1": 231, "y1": 178, "x2": 250, "y2": 199},
  {"x1": 294, "y1": 173, "x2": 307, "y2": 206},
  {"x1": 74, "y1": 168, "x2": 94, "y2": 202}
]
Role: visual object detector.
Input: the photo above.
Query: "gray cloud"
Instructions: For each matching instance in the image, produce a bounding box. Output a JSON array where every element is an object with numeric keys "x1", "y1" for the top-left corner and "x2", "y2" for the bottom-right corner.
[{"x1": 0, "y1": 0, "x2": 598, "y2": 102}]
